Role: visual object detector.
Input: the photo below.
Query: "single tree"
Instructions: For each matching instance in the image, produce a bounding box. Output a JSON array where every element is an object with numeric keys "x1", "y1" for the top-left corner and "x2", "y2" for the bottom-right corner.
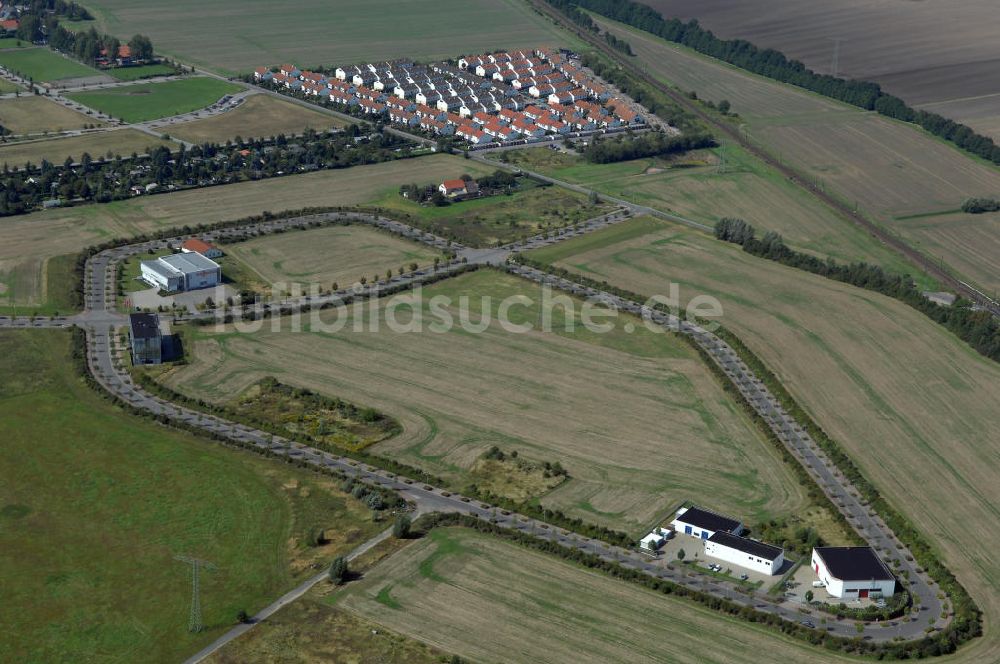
[
  {"x1": 393, "y1": 514, "x2": 412, "y2": 539},
  {"x1": 677, "y1": 548, "x2": 686, "y2": 561},
  {"x1": 328, "y1": 556, "x2": 348, "y2": 584}
]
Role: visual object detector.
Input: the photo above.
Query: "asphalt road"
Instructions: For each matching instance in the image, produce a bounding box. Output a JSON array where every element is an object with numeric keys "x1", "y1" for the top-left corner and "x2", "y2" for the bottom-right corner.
[{"x1": 1, "y1": 210, "x2": 946, "y2": 646}]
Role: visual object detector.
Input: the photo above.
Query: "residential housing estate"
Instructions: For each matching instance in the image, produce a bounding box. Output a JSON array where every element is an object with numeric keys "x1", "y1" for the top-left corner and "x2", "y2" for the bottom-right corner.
[{"x1": 253, "y1": 48, "x2": 646, "y2": 149}]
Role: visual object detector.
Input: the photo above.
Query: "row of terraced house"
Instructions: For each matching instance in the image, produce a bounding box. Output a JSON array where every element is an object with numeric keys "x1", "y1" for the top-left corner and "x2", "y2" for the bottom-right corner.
[{"x1": 253, "y1": 48, "x2": 645, "y2": 147}]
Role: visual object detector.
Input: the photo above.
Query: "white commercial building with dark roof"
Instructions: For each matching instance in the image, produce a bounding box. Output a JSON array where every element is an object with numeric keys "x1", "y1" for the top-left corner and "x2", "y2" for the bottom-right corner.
[
  {"x1": 705, "y1": 531, "x2": 784, "y2": 575},
  {"x1": 671, "y1": 505, "x2": 744, "y2": 541},
  {"x1": 140, "y1": 252, "x2": 221, "y2": 292},
  {"x1": 811, "y1": 546, "x2": 896, "y2": 599}
]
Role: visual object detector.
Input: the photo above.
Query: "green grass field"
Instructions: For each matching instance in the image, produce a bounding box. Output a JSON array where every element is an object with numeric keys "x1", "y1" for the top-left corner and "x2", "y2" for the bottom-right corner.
[
  {"x1": 160, "y1": 269, "x2": 810, "y2": 535},
  {"x1": 334, "y1": 528, "x2": 851, "y2": 663},
  {"x1": 0, "y1": 330, "x2": 384, "y2": 662},
  {"x1": 527, "y1": 216, "x2": 1000, "y2": 663},
  {"x1": 373, "y1": 180, "x2": 616, "y2": 247},
  {"x1": 0, "y1": 46, "x2": 99, "y2": 81},
  {"x1": 0, "y1": 37, "x2": 29, "y2": 49},
  {"x1": 67, "y1": 77, "x2": 242, "y2": 122},
  {"x1": 0, "y1": 78, "x2": 20, "y2": 92},
  {"x1": 81, "y1": 0, "x2": 578, "y2": 76}
]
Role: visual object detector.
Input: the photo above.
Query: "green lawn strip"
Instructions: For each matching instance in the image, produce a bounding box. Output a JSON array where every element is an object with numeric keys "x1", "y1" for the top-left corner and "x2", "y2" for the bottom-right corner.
[
  {"x1": 67, "y1": 77, "x2": 242, "y2": 122},
  {"x1": 106, "y1": 63, "x2": 178, "y2": 81},
  {"x1": 0, "y1": 37, "x2": 29, "y2": 50}
]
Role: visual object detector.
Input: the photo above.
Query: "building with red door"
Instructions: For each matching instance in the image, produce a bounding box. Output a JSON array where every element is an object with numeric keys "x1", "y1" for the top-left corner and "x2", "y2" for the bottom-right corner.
[{"x1": 811, "y1": 547, "x2": 896, "y2": 599}]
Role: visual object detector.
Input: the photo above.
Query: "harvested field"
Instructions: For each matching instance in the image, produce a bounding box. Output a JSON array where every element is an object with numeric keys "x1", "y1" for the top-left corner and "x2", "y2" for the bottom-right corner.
[
  {"x1": 82, "y1": 0, "x2": 575, "y2": 76},
  {"x1": 0, "y1": 129, "x2": 171, "y2": 169},
  {"x1": 597, "y1": 15, "x2": 1000, "y2": 292},
  {"x1": 66, "y1": 77, "x2": 242, "y2": 122},
  {"x1": 0, "y1": 330, "x2": 383, "y2": 663},
  {"x1": 159, "y1": 270, "x2": 808, "y2": 534},
  {"x1": 207, "y1": 588, "x2": 446, "y2": 664},
  {"x1": 894, "y1": 211, "x2": 1000, "y2": 295},
  {"x1": 0, "y1": 154, "x2": 493, "y2": 306},
  {"x1": 644, "y1": 0, "x2": 1000, "y2": 139},
  {"x1": 334, "y1": 528, "x2": 848, "y2": 664},
  {"x1": 496, "y1": 146, "x2": 917, "y2": 273},
  {"x1": 0, "y1": 253, "x2": 77, "y2": 314},
  {"x1": 529, "y1": 216, "x2": 1000, "y2": 663},
  {"x1": 0, "y1": 96, "x2": 103, "y2": 135},
  {"x1": 169, "y1": 94, "x2": 346, "y2": 143},
  {"x1": 224, "y1": 224, "x2": 440, "y2": 292}
]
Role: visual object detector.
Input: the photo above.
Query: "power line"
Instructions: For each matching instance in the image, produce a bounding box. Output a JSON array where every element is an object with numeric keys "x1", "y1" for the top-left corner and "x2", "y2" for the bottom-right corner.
[{"x1": 175, "y1": 555, "x2": 216, "y2": 633}]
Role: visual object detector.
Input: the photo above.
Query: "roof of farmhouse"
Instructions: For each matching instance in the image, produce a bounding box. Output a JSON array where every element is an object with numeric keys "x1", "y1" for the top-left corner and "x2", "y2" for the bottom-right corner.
[
  {"x1": 815, "y1": 547, "x2": 894, "y2": 581},
  {"x1": 708, "y1": 532, "x2": 782, "y2": 561}
]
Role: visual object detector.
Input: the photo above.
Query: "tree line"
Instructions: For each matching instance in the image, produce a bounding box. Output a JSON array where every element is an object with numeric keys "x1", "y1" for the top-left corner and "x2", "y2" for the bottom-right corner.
[
  {"x1": 546, "y1": 0, "x2": 1000, "y2": 167},
  {"x1": 0, "y1": 126, "x2": 414, "y2": 217},
  {"x1": 13, "y1": 1, "x2": 153, "y2": 67},
  {"x1": 45, "y1": 25, "x2": 153, "y2": 65},
  {"x1": 582, "y1": 130, "x2": 715, "y2": 163},
  {"x1": 714, "y1": 217, "x2": 1000, "y2": 363}
]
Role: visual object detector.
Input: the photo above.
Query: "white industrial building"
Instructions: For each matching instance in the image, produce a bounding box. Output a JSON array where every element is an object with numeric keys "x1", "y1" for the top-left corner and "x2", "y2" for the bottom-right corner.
[
  {"x1": 640, "y1": 527, "x2": 673, "y2": 552},
  {"x1": 672, "y1": 506, "x2": 744, "y2": 541},
  {"x1": 811, "y1": 547, "x2": 896, "y2": 599},
  {"x1": 705, "y1": 531, "x2": 784, "y2": 575},
  {"x1": 140, "y1": 252, "x2": 222, "y2": 292}
]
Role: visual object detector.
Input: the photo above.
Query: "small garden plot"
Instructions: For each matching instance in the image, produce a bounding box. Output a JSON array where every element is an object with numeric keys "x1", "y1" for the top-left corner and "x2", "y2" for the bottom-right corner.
[{"x1": 106, "y1": 62, "x2": 177, "y2": 81}]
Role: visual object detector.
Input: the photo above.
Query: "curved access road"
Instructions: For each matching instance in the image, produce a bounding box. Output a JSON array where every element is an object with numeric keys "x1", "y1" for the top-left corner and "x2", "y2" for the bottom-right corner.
[{"x1": 0, "y1": 209, "x2": 930, "y2": 650}]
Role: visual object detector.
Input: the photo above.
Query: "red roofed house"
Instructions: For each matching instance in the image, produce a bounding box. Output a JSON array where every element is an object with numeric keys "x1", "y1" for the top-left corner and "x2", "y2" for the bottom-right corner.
[
  {"x1": 439, "y1": 179, "x2": 472, "y2": 197},
  {"x1": 181, "y1": 238, "x2": 224, "y2": 259},
  {"x1": 98, "y1": 44, "x2": 135, "y2": 66},
  {"x1": 1, "y1": 19, "x2": 19, "y2": 32}
]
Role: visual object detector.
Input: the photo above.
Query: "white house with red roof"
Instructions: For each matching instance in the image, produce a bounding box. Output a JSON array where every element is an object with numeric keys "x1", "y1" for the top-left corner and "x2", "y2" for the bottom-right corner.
[{"x1": 181, "y1": 238, "x2": 223, "y2": 259}]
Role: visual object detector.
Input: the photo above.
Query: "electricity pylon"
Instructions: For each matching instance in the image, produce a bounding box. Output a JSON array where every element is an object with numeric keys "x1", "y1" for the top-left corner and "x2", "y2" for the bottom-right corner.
[{"x1": 175, "y1": 555, "x2": 216, "y2": 633}]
